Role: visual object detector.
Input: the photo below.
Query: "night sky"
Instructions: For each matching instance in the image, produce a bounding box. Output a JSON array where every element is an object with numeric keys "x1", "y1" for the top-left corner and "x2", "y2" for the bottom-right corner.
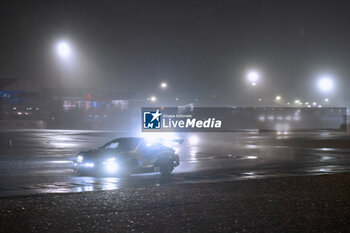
[{"x1": 1, "y1": 0, "x2": 350, "y2": 105}]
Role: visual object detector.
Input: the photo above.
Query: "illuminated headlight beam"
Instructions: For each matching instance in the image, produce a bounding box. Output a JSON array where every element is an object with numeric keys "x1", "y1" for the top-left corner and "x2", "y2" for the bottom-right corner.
[
  {"x1": 84, "y1": 162, "x2": 95, "y2": 168},
  {"x1": 77, "y1": 155, "x2": 84, "y2": 163},
  {"x1": 103, "y1": 158, "x2": 119, "y2": 173}
]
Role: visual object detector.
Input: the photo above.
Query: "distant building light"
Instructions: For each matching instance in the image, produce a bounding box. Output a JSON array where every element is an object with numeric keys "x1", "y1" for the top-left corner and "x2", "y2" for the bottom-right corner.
[{"x1": 258, "y1": 116, "x2": 265, "y2": 121}]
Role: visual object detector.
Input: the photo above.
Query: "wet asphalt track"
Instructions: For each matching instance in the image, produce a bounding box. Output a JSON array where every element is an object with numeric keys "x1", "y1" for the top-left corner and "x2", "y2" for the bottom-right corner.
[{"x1": 0, "y1": 130, "x2": 350, "y2": 196}]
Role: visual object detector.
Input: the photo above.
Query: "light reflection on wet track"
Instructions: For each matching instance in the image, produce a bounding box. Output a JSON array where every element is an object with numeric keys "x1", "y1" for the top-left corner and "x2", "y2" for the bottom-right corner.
[{"x1": 0, "y1": 130, "x2": 350, "y2": 196}]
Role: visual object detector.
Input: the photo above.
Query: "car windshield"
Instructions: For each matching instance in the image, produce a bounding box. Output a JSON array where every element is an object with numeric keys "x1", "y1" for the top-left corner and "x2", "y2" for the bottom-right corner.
[
  {"x1": 104, "y1": 142, "x2": 119, "y2": 150},
  {"x1": 102, "y1": 138, "x2": 141, "y2": 151}
]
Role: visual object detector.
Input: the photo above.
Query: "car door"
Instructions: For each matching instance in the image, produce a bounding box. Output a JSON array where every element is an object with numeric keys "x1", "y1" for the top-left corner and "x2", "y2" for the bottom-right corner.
[{"x1": 136, "y1": 142, "x2": 161, "y2": 167}]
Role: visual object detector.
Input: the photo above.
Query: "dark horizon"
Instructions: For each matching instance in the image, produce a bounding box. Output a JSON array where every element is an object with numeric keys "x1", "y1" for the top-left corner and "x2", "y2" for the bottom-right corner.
[{"x1": 1, "y1": 0, "x2": 350, "y2": 106}]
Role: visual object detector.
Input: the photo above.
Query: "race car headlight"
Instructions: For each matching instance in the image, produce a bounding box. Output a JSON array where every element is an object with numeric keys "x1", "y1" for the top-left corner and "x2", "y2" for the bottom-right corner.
[
  {"x1": 77, "y1": 155, "x2": 84, "y2": 163},
  {"x1": 83, "y1": 162, "x2": 95, "y2": 168},
  {"x1": 103, "y1": 158, "x2": 119, "y2": 173}
]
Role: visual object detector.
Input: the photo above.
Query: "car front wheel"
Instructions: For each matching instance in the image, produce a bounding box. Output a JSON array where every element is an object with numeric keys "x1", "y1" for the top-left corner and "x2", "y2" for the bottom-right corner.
[{"x1": 159, "y1": 164, "x2": 174, "y2": 176}]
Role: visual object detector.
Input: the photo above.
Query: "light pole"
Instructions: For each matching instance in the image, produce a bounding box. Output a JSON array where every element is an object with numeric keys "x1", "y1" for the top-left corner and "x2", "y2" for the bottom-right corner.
[
  {"x1": 245, "y1": 70, "x2": 261, "y2": 106},
  {"x1": 55, "y1": 40, "x2": 73, "y2": 126},
  {"x1": 246, "y1": 71, "x2": 260, "y2": 86},
  {"x1": 160, "y1": 82, "x2": 167, "y2": 89},
  {"x1": 56, "y1": 41, "x2": 72, "y2": 60},
  {"x1": 317, "y1": 76, "x2": 334, "y2": 93},
  {"x1": 274, "y1": 95, "x2": 283, "y2": 106},
  {"x1": 316, "y1": 76, "x2": 335, "y2": 107}
]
